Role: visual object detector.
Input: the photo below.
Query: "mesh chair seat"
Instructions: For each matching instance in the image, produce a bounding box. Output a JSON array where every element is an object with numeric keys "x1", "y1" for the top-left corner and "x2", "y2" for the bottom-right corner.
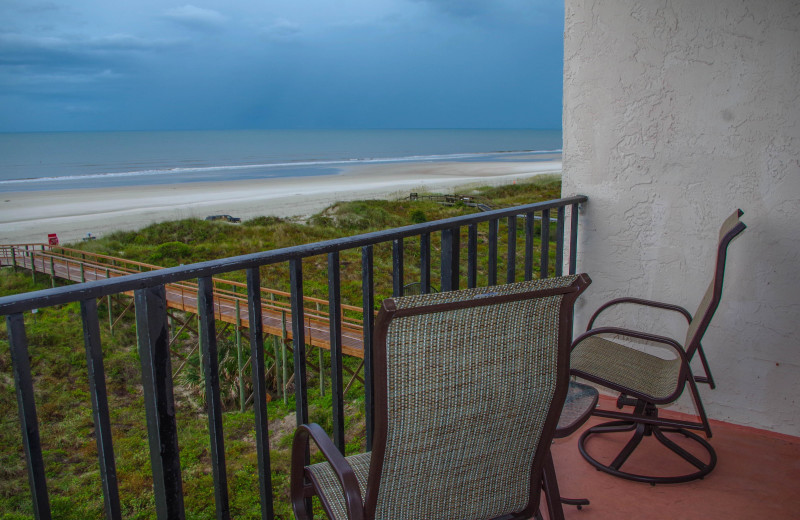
[
  {"x1": 571, "y1": 336, "x2": 682, "y2": 401},
  {"x1": 307, "y1": 452, "x2": 372, "y2": 520},
  {"x1": 291, "y1": 275, "x2": 591, "y2": 520}
]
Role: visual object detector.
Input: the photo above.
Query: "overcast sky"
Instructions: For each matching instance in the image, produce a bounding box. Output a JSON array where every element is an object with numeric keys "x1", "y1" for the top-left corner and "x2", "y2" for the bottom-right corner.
[{"x1": 0, "y1": 0, "x2": 564, "y2": 132}]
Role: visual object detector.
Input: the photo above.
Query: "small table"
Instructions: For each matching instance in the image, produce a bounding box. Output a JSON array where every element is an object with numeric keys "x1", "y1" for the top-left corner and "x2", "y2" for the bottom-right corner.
[
  {"x1": 557, "y1": 381, "x2": 600, "y2": 437},
  {"x1": 541, "y1": 381, "x2": 599, "y2": 520}
]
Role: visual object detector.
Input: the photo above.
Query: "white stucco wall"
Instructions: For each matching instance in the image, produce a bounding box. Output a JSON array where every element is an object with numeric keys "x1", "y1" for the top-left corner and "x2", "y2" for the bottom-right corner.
[{"x1": 562, "y1": 0, "x2": 799, "y2": 435}]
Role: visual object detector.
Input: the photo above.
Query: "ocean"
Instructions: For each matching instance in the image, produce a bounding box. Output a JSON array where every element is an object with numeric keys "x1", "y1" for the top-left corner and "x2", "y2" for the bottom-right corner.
[{"x1": 0, "y1": 129, "x2": 561, "y2": 192}]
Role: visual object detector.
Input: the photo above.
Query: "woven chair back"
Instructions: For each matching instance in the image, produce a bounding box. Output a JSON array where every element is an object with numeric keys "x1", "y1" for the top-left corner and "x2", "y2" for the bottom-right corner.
[
  {"x1": 684, "y1": 210, "x2": 746, "y2": 358},
  {"x1": 367, "y1": 275, "x2": 588, "y2": 520}
]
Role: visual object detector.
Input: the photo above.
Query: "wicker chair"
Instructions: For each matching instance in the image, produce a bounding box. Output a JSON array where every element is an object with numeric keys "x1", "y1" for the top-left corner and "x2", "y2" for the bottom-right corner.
[
  {"x1": 570, "y1": 209, "x2": 746, "y2": 484},
  {"x1": 291, "y1": 274, "x2": 591, "y2": 520}
]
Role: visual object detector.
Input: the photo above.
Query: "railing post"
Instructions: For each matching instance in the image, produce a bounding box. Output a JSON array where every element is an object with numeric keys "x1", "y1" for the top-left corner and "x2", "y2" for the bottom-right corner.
[
  {"x1": 289, "y1": 259, "x2": 308, "y2": 427},
  {"x1": 80, "y1": 298, "x2": 122, "y2": 520},
  {"x1": 440, "y1": 227, "x2": 460, "y2": 292},
  {"x1": 107, "y1": 295, "x2": 114, "y2": 336},
  {"x1": 7, "y1": 313, "x2": 51, "y2": 520},
  {"x1": 555, "y1": 206, "x2": 565, "y2": 276},
  {"x1": 569, "y1": 203, "x2": 580, "y2": 275},
  {"x1": 540, "y1": 209, "x2": 550, "y2": 278},
  {"x1": 420, "y1": 233, "x2": 431, "y2": 294},
  {"x1": 236, "y1": 299, "x2": 245, "y2": 413},
  {"x1": 328, "y1": 252, "x2": 345, "y2": 453},
  {"x1": 134, "y1": 285, "x2": 185, "y2": 520},
  {"x1": 281, "y1": 310, "x2": 288, "y2": 405},
  {"x1": 315, "y1": 302, "x2": 325, "y2": 397},
  {"x1": 467, "y1": 224, "x2": 478, "y2": 289},
  {"x1": 361, "y1": 245, "x2": 375, "y2": 449},
  {"x1": 525, "y1": 212, "x2": 535, "y2": 281},
  {"x1": 197, "y1": 277, "x2": 231, "y2": 520},
  {"x1": 273, "y1": 334, "x2": 281, "y2": 398},
  {"x1": 507, "y1": 215, "x2": 517, "y2": 284},
  {"x1": 488, "y1": 219, "x2": 498, "y2": 286},
  {"x1": 392, "y1": 238, "x2": 404, "y2": 296},
  {"x1": 246, "y1": 267, "x2": 275, "y2": 520},
  {"x1": 289, "y1": 258, "x2": 312, "y2": 516}
]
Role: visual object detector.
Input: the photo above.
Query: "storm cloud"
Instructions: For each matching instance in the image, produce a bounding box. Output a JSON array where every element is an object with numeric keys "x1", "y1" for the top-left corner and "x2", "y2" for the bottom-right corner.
[{"x1": 0, "y1": 0, "x2": 564, "y2": 132}]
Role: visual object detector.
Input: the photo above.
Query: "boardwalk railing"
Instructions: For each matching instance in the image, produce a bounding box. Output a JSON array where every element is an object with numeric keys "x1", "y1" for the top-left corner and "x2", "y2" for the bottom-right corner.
[
  {"x1": 0, "y1": 195, "x2": 586, "y2": 520},
  {"x1": 0, "y1": 244, "x2": 367, "y2": 354}
]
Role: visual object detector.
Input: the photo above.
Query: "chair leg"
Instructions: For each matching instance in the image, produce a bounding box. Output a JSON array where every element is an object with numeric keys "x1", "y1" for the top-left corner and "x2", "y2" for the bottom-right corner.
[
  {"x1": 541, "y1": 445, "x2": 591, "y2": 516},
  {"x1": 609, "y1": 420, "x2": 648, "y2": 470},
  {"x1": 578, "y1": 402, "x2": 716, "y2": 484},
  {"x1": 653, "y1": 427, "x2": 717, "y2": 473},
  {"x1": 541, "y1": 451, "x2": 566, "y2": 520}
]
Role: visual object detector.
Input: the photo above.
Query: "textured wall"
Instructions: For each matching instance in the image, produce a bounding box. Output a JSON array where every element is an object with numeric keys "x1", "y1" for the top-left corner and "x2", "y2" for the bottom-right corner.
[{"x1": 563, "y1": 0, "x2": 799, "y2": 435}]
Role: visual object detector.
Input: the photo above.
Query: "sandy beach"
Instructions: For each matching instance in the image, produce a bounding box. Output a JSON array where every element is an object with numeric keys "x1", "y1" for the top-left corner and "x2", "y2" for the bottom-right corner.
[{"x1": 0, "y1": 159, "x2": 560, "y2": 245}]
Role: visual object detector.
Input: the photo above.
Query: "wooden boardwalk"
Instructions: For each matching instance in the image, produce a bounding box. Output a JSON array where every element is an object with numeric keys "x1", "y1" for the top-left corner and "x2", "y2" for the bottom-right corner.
[{"x1": 0, "y1": 244, "x2": 366, "y2": 358}]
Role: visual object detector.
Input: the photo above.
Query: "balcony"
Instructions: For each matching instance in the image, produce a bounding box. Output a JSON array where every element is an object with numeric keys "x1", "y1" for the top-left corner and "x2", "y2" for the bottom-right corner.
[
  {"x1": 551, "y1": 397, "x2": 799, "y2": 519},
  {"x1": 1, "y1": 195, "x2": 797, "y2": 519}
]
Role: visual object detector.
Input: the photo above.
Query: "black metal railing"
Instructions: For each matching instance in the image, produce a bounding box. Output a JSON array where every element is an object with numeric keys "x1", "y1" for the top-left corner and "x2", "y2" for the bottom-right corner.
[{"x1": 0, "y1": 195, "x2": 586, "y2": 520}]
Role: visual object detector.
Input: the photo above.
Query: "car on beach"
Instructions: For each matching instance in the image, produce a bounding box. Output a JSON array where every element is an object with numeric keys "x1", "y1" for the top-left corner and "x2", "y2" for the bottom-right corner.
[{"x1": 205, "y1": 214, "x2": 241, "y2": 223}]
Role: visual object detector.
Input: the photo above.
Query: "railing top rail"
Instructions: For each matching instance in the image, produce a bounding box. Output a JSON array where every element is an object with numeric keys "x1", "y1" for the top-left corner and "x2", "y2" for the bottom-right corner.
[
  {"x1": 0, "y1": 195, "x2": 585, "y2": 314},
  {"x1": 52, "y1": 245, "x2": 165, "y2": 270},
  {"x1": 0, "y1": 243, "x2": 49, "y2": 248}
]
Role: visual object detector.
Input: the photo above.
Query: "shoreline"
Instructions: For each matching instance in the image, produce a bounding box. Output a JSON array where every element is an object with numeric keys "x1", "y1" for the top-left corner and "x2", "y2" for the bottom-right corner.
[{"x1": 0, "y1": 160, "x2": 561, "y2": 245}]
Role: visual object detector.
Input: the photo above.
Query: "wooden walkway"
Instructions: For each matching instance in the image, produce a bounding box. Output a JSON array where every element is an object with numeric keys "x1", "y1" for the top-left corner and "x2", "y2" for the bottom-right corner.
[{"x1": 0, "y1": 244, "x2": 366, "y2": 358}]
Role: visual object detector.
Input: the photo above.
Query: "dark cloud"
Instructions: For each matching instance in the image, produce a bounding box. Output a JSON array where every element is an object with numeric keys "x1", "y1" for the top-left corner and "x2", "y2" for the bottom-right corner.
[
  {"x1": 85, "y1": 34, "x2": 173, "y2": 51},
  {"x1": 410, "y1": 0, "x2": 556, "y2": 26},
  {"x1": 5, "y1": 1, "x2": 64, "y2": 15},
  {"x1": 0, "y1": 32, "x2": 173, "y2": 65},
  {"x1": 0, "y1": 0, "x2": 564, "y2": 132}
]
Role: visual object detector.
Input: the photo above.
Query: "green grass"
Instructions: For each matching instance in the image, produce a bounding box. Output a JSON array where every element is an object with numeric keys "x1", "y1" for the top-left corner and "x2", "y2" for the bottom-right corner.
[{"x1": 0, "y1": 176, "x2": 562, "y2": 518}]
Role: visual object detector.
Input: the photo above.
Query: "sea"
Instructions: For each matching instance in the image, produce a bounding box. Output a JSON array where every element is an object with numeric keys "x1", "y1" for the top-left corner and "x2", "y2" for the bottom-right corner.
[{"x1": 0, "y1": 129, "x2": 561, "y2": 192}]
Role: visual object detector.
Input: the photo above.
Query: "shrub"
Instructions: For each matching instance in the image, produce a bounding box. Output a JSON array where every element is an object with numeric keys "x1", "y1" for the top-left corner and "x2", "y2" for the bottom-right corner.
[
  {"x1": 244, "y1": 216, "x2": 285, "y2": 227},
  {"x1": 410, "y1": 209, "x2": 427, "y2": 224},
  {"x1": 148, "y1": 241, "x2": 193, "y2": 265}
]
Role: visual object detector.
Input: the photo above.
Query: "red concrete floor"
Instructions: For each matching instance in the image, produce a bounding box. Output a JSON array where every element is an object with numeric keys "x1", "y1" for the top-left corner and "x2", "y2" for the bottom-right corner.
[{"x1": 543, "y1": 396, "x2": 800, "y2": 519}]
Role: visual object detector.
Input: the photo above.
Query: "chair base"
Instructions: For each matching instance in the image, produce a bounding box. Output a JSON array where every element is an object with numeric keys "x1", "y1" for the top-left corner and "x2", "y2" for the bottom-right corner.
[
  {"x1": 578, "y1": 418, "x2": 717, "y2": 485},
  {"x1": 561, "y1": 497, "x2": 589, "y2": 509}
]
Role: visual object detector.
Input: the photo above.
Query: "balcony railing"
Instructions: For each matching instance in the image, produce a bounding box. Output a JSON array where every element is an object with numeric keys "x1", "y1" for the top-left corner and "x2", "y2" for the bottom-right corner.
[{"x1": 0, "y1": 195, "x2": 586, "y2": 520}]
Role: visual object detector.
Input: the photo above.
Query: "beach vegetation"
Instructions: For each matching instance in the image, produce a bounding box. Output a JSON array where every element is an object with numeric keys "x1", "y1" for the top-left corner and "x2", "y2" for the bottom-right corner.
[
  {"x1": 0, "y1": 175, "x2": 562, "y2": 518},
  {"x1": 410, "y1": 209, "x2": 427, "y2": 223},
  {"x1": 148, "y1": 241, "x2": 194, "y2": 264}
]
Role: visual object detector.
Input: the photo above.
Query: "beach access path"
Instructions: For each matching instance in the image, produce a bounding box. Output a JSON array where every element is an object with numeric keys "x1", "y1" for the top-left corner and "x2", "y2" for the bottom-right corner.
[{"x1": 0, "y1": 159, "x2": 561, "y2": 245}]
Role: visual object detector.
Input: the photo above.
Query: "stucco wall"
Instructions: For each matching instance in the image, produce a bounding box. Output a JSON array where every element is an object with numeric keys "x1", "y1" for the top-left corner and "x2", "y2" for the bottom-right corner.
[{"x1": 562, "y1": 0, "x2": 799, "y2": 435}]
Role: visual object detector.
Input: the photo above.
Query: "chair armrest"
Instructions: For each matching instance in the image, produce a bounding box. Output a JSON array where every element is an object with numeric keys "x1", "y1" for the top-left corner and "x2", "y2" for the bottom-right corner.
[
  {"x1": 586, "y1": 297, "x2": 692, "y2": 331},
  {"x1": 290, "y1": 423, "x2": 365, "y2": 520},
  {"x1": 572, "y1": 326, "x2": 690, "y2": 366}
]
